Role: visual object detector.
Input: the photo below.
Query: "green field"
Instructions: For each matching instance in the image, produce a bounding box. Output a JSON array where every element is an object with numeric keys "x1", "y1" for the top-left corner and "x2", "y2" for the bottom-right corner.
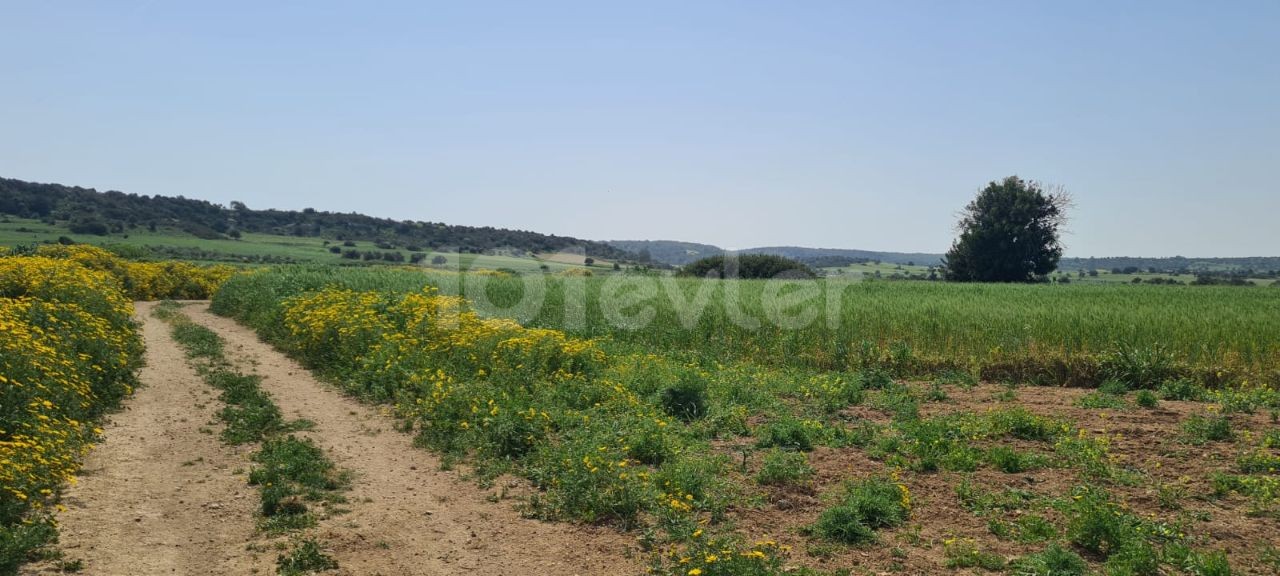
[
  {"x1": 209, "y1": 265, "x2": 1280, "y2": 575},
  {"x1": 0, "y1": 216, "x2": 604, "y2": 272},
  {"x1": 211, "y1": 266, "x2": 1280, "y2": 387}
]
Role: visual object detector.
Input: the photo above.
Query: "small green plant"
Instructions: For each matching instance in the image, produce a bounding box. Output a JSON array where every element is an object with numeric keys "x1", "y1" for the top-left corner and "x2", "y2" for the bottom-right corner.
[
  {"x1": 873, "y1": 384, "x2": 920, "y2": 422},
  {"x1": 1103, "y1": 539, "x2": 1160, "y2": 576},
  {"x1": 811, "y1": 476, "x2": 910, "y2": 544},
  {"x1": 1160, "y1": 378, "x2": 1207, "y2": 401},
  {"x1": 756, "y1": 449, "x2": 814, "y2": 487},
  {"x1": 1156, "y1": 479, "x2": 1188, "y2": 510},
  {"x1": 1078, "y1": 390, "x2": 1128, "y2": 410},
  {"x1": 1098, "y1": 379, "x2": 1129, "y2": 396},
  {"x1": 150, "y1": 300, "x2": 184, "y2": 320},
  {"x1": 276, "y1": 538, "x2": 338, "y2": 575},
  {"x1": 1182, "y1": 414, "x2": 1233, "y2": 444},
  {"x1": 956, "y1": 479, "x2": 1039, "y2": 516},
  {"x1": 986, "y1": 446, "x2": 1049, "y2": 474},
  {"x1": 1185, "y1": 549, "x2": 1233, "y2": 576},
  {"x1": 1066, "y1": 486, "x2": 1132, "y2": 557},
  {"x1": 1135, "y1": 389, "x2": 1159, "y2": 408},
  {"x1": 1101, "y1": 345, "x2": 1177, "y2": 389},
  {"x1": 1008, "y1": 542, "x2": 1087, "y2": 576},
  {"x1": 755, "y1": 417, "x2": 816, "y2": 451},
  {"x1": 250, "y1": 436, "x2": 349, "y2": 529},
  {"x1": 943, "y1": 538, "x2": 1005, "y2": 571},
  {"x1": 648, "y1": 535, "x2": 786, "y2": 576},
  {"x1": 1260, "y1": 546, "x2": 1280, "y2": 572},
  {"x1": 1236, "y1": 450, "x2": 1280, "y2": 474},
  {"x1": 660, "y1": 373, "x2": 709, "y2": 422},
  {"x1": 171, "y1": 320, "x2": 225, "y2": 361},
  {"x1": 935, "y1": 369, "x2": 978, "y2": 389}
]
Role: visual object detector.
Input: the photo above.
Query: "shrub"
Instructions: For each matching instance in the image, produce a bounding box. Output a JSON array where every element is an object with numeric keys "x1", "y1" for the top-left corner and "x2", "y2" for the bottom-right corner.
[
  {"x1": 1067, "y1": 487, "x2": 1132, "y2": 557},
  {"x1": 679, "y1": 254, "x2": 815, "y2": 279},
  {"x1": 1098, "y1": 379, "x2": 1129, "y2": 395},
  {"x1": 944, "y1": 538, "x2": 1006, "y2": 571},
  {"x1": 1104, "y1": 539, "x2": 1160, "y2": 576},
  {"x1": 659, "y1": 373, "x2": 709, "y2": 422},
  {"x1": 756, "y1": 449, "x2": 814, "y2": 487},
  {"x1": 755, "y1": 417, "x2": 816, "y2": 452},
  {"x1": 812, "y1": 476, "x2": 910, "y2": 544},
  {"x1": 1135, "y1": 390, "x2": 1159, "y2": 408},
  {"x1": 1182, "y1": 414, "x2": 1233, "y2": 444},
  {"x1": 1100, "y1": 346, "x2": 1178, "y2": 389},
  {"x1": 987, "y1": 446, "x2": 1049, "y2": 473},
  {"x1": 1186, "y1": 550, "x2": 1233, "y2": 576},
  {"x1": 1009, "y1": 542, "x2": 1088, "y2": 576},
  {"x1": 649, "y1": 536, "x2": 786, "y2": 576},
  {"x1": 1160, "y1": 379, "x2": 1207, "y2": 401}
]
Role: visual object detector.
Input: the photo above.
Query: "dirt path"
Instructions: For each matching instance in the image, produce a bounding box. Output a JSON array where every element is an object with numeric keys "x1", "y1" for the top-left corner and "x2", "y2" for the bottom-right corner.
[
  {"x1": 24, "y1": 301, "x2": 269, "y2": 575},
  {"x1": 182, "y1": 303, "x2": 640, "y2": 576}
]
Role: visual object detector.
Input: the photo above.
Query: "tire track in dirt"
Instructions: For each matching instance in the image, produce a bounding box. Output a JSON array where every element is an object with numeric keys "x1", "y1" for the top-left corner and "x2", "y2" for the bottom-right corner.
[
  {"x1": 183, "y1": 303, "x2": 641, "y2": 576},
  {"x1": 24, "y1": 301, "x2": 269, "y2": 576}
]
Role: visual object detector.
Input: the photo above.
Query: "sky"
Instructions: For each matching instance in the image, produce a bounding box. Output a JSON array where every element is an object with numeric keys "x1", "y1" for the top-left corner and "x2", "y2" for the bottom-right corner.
[{"x1": 2, "y1": 1, "x2": 1277, "y2": 257}]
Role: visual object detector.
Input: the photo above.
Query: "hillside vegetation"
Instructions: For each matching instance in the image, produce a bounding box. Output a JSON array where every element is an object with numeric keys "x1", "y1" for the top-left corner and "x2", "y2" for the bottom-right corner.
[{"x1": 0, "y1": 177, "x2": 632, "y2": 260}]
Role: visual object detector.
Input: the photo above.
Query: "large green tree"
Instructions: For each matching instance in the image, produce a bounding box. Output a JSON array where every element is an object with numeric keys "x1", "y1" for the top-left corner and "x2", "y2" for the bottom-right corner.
[{"x1": 943, "y1": 176, "x2": 1069, "y2": 282}]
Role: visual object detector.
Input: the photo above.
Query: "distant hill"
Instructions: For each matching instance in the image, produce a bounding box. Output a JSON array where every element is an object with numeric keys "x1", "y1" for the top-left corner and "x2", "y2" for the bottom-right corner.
[
  {"x1": 738, "y1": 246, "x2": 944, "y2": 268},
  {"x1": 607, "y1": 240, "x2": 723, "y2": 266},
  {"x1": 610, "y1": 240, "x2": 944, "y2": 268},
  {"x1": 1058, "y1": 256, "x2": 1280, "y2": 273},
  {"x1": 618, "y1": 240, "x2": 1280, "y2": 273},
  {"x1": 0, "y1": 177, "x2": 634, "y2": 260}
]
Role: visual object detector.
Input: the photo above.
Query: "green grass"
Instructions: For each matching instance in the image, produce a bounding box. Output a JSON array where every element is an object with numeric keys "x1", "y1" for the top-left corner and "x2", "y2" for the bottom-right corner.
[{"x1": 212, "y1": 266, "x2": 1280, "y2": 388}]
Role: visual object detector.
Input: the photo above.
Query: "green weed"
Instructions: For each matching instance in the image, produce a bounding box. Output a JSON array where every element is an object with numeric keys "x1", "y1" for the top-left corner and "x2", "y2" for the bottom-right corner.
[
  {"x1": 276, "y1": 538, "x2": 338, "y2": 575},
  {"x1": 811, "y1": 476, "x2": 910, "y2": 544},
  {"x1": 1182, "y1": 414, "x2": 1233, "y2": 444},
  {"x1": 756, "y1": 449, "x2": 814, "y2": 487},
  {"x1": 1008, "y1": 542, "x2": 1087, "y2": 576}
]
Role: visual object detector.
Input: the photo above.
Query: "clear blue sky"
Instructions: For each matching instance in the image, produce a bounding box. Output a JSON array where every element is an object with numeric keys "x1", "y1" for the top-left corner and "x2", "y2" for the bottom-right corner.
[{"x1": 2, "y1": 1, "x2": 1277, "y2": 257}]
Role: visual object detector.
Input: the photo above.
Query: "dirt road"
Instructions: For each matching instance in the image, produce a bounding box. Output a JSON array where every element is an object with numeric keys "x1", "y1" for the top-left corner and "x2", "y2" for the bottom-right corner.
[
  {"x1": 24, "y1": 301, "x2": 268, "y2": 575},
  {"x1": 32, "y1": 301, "x2": 639, "y2": 575}
]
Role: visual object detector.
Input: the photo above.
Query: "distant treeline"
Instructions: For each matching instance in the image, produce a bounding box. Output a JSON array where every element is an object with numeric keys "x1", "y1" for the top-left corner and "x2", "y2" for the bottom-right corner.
[
  {"x1": 0, "y1": 177, "x2": 634, "y2": 260},
  {"x1": 608, "y1": 240, "x2": 942, "y2": 268},
  {"x1": 1059, "y1": 256, "x2": 1280, "y2": 274}
]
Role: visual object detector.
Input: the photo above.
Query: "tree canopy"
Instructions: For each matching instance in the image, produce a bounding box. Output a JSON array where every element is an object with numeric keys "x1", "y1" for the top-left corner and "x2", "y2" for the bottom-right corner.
[
  {"x1": 943, "y1": 176, "x2": 1069, "y2": 283},
  {"x1": 0, "y1": 177, "x2": 633, "y2": 260},
  {"x1": 680, "y1": 254, "x2": 815, "y2": 279}
]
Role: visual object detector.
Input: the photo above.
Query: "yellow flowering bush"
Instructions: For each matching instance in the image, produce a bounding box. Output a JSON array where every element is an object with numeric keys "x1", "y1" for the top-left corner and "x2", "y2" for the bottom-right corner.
[
  {"x1": 654, "y1": 537, "x2": 787, "y2": 576},
  {"x1": 28, "y1": 244, "x2": 235, "y2": 300},
  {"x1": 221, "y1": 279, "x2": 724, "y2": 529},
  {"x1": 0, "y1": 254, "x2": 145, "y2": 570}
]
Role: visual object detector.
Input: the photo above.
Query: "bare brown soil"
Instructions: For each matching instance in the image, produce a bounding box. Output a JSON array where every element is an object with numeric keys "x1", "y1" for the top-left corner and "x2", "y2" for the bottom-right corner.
[
  {"x1": 24, "y1": 301, "x2": 269, "y2": 575},
  {"x1": 731, "y1": 382, "x2": 1280, "y2": 575}
]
